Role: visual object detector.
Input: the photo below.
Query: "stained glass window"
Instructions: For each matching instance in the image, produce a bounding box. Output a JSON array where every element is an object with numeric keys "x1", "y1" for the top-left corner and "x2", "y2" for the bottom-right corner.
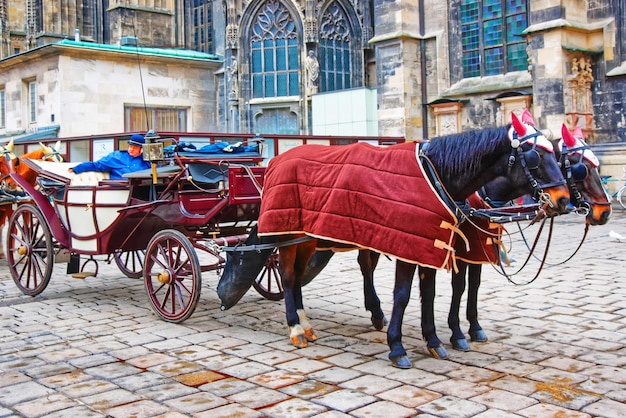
[
  {"x1": 319, "y1": 2, "x2": 351, "y2": 92},
  {"x1": 460, "y1": 0, "x2": 528, "y2": 78},
  {"x1": 251, "y1": 0, "x2": 299, "y2": 98},
  {"x1": 192, "y1": 0, "x2": 214, "y2": 54}
]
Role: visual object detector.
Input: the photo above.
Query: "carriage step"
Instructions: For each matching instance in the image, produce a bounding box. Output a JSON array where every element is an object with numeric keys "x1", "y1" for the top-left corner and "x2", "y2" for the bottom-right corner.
[{"x1": 71, "y1": 272, "x2": 96, "y2": 279}]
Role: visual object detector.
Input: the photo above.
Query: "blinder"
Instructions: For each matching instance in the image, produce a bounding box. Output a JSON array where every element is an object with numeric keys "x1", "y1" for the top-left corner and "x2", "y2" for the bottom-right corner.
[
  {"x1": 570, "y1": 160, "x2": 588, "y2": 181},
  {"x1": 523, "y1": 148, "x2": 540, "y2": 170}
]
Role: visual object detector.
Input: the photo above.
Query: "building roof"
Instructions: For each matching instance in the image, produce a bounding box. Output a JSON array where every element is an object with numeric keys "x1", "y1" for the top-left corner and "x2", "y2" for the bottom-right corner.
[
  {"x1": 0, "y1": 125, "x2": 61, "y2": 144},
  {"x1": 54, "y1": 39, "x2": 223, "y2": 62},
  {"x1": 0, "y1": 39, "x2": 223, "y2": 66}
]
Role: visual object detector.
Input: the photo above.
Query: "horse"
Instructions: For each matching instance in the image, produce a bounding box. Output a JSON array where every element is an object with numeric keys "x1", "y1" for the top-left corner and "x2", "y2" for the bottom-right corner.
[
  {"x1": 218, "y1": 111, "x2": 570, "y2": 368},
  {"x1": 300, "y1": 122, "x2": 612, "y2": 358},
  {"x1": 0, "y1": 140, "x2": 63, "y2": 258}
]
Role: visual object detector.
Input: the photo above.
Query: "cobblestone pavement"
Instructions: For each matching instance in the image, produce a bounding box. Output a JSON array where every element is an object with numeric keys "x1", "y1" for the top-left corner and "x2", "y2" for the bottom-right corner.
[{"x1": 1, "y1": 209, "x2": 625, "y2": 418}]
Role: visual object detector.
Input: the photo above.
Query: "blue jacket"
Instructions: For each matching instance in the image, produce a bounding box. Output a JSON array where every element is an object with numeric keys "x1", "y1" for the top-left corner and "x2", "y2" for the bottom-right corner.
[{"x1": 72, "y1": 151, "x2": 151, "y2": 180}]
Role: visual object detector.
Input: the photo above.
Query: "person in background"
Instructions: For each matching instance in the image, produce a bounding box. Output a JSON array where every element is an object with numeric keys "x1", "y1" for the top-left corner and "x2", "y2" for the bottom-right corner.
[{"x1": 68, "y1": 134, "x2": 151, "y2": 180}]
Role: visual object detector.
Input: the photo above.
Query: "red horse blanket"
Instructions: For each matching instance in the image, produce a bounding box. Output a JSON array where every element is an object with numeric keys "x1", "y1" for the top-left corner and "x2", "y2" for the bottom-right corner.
[{"x1": 257, "y1": 142, "x2": 461, "y2": 269}]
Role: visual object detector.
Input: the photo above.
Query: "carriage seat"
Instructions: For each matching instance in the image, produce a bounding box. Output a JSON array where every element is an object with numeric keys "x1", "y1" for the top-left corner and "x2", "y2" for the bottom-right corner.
[
  {"x1": 34, "y1": 161, "x2": 110, "y2": 186},
  {"x1": 186, "y1": 163, "x2": 225, "y2": 189}
]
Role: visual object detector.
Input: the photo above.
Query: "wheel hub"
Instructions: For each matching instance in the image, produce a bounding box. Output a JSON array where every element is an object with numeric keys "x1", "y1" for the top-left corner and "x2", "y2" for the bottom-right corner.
[
  {"x1": 157, "y1": 271, "x2": 171, "y2": 284},
  {"x1": 17, "y1": 246, "x2": 28, "y2": 256}
]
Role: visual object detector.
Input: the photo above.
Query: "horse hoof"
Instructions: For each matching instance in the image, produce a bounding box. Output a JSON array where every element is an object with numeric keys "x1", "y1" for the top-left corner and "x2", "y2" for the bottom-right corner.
[
  {"x1": 291, "y1": 335, "x2": 308, "y2": 348},
  {"x1": 304, "y1": 327, "x2": 317, "y2": 342},
  {"x1": 390, "y1": 355, "x2": 412, "y2": 369},
  {"x1": 371, "y1": 316, "x2": 388, "y2": 330},
  {"x1": 451, "y1": 338, "x2": 470, "y2": 352},
  {"x1": 428, "y1": 345, "x2": 449, "y2": 359},
  {"x1": 469, "y1": 330, "x2": 488, "y2": 342}
]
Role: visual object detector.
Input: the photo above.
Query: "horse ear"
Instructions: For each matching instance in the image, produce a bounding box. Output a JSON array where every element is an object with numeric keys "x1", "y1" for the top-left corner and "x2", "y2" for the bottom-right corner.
[
  {"x1": 562, "y1": 124, "x2": 577, "y2": 148},
  {"x1": 39, "y1": 141, "x2": 52, "y2": 154},
  {"x1": 7, "y1": 138, "x2": 14, "y2": 151},
  {"x1": 521, "y1": 109, "x2": 535, "y2": 126},
  {"x1": 54, "y1": 140, "x2": 61, "y2": 151},
  {"x1": 573, "y1": 126, "x2": 584, "y2": 139},
  {"x1": 511, "y1": 112, "x2": 526, "y2": 137}
]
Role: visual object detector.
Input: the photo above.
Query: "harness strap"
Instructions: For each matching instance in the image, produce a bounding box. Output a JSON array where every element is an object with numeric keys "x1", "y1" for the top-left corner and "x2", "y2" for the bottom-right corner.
[{"x1": 221, "y1": 235, "x2": 313, "y2": 253}]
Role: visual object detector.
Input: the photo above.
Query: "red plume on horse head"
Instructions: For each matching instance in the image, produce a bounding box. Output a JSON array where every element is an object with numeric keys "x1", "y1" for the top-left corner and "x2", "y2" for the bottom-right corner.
[
  {"x1": 573, "y1": 126, "x2": 584, "y2": 140},
  {"x1": 562, "y1": 124, "x2": 578, "y2": 148},
  {"x1": 521, "y1": 109, "x2": 535, "y2": 126},
  {"x1": 511, "y1": 111, "x2": 527, "y2": 137}
]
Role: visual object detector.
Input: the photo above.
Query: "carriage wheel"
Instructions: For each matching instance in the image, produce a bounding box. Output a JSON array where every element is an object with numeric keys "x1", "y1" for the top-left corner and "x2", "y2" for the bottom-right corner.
[
  {"x1": 114, "y1": 250, "x2": 145, "y2": 279},
  {"x1": 144, "y1": 230, "x2": 201, "y2": 323},
  {"x1": 7, "y1": 204, "x2": 54, "y2": 296},
  {"x1": 252, "y1": 248, "x2": 284, "y2": 300}
]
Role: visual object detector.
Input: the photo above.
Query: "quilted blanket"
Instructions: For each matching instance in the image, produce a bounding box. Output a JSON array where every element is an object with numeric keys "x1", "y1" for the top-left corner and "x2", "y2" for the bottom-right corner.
[{"x1": 257, "y1": 142, "x2": 460, "y2": 269}]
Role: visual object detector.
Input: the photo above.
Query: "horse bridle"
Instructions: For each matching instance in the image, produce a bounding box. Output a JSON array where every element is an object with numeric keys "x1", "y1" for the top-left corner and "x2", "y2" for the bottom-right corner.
[
  {"x1": 559, "y1": 142, "x2": 610, "y2": 211},
  {"x1": 507, "y1": 129, "x2": 566, "y2": 207}
]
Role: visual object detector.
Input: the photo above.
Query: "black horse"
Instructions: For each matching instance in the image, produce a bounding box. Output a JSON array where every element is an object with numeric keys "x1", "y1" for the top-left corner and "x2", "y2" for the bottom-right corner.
[
  {"x1": 299, "y1": 122, "x2": 612, "y2": 359},
  {"x1": 218, "y1": 112, "x2": 570, "y2": 368}
]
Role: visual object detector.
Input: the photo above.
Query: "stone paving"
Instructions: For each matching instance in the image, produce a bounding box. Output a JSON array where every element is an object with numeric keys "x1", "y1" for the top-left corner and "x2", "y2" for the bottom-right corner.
[{"x1": 0, "y1": 210, "x2": 625, "y2": 417}]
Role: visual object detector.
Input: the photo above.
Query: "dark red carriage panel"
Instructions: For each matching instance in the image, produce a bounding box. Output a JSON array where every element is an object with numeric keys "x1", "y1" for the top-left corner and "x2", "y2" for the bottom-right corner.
[{"x1": 228, "y1": 166, "x2": 265, "y2": 205}]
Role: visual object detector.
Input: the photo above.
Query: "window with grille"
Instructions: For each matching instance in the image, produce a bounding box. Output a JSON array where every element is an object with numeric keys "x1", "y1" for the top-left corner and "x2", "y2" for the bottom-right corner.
[
  {"x1": 124, "y1": 106, "x2": 188, "y2": 132},
  {"x1": 250, "y1": 0, "x2": 299, "y2": 98},
  {"x1": 28, "y1": 81, "x2": 36, "y2": 123},
  {"x1": 461, "y1": 0, "x2": 528, "y2": 78},
  {"x1": 192, "y1": 0, "x2": 214, "y2": 54},
  {"x1": 0, "y1": 89, "x2": 5, "y2": 128},
  {"x1": 319, "y1": 2, "x2": 352, "y2": 92}
]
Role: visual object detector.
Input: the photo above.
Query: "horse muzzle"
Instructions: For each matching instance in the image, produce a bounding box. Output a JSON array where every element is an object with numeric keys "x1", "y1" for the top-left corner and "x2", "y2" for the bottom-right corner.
[
  {"x1": 541, "y1": 185, "x2": 570, "y2": 216},
  {"x1": 586, "y1": 204, "x2": 611, "y2": 226}
]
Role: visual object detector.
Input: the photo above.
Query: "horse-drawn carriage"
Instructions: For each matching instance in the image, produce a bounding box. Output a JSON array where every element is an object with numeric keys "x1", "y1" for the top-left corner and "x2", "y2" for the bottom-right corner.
[
  {"x1": 4, "y1": 114, "x2": 611, "y2": 369},
  {"x1": 5, "y1": 139, "x2": 281, "y2": 322}
]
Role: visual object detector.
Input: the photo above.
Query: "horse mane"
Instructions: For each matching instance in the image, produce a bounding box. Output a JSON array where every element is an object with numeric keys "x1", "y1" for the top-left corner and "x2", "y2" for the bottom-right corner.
[{"x1": 424, "y1": 125, "x2": 511, "y2": 180}]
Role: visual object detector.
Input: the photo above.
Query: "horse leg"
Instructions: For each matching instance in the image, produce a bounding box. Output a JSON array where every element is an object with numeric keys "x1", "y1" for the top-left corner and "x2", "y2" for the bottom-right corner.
[
  {"x1": 387, "y1": 260, "x2": 416, "y2": 369},
  {"x1": 280, "y1": 241, "x2": 317, "y2": 348},
  {"x1": 419, "y1": 266, "x2": 448, "y2": 359},
  {"x1": 467, "y1": 264, "x2": 487, "y2": 342},
  {"x1": 449, "y1": 261, "x2": 470, "y2": 351},
  {"x1": 357, "y1": 250, "x2": 387, "y2": 330}
]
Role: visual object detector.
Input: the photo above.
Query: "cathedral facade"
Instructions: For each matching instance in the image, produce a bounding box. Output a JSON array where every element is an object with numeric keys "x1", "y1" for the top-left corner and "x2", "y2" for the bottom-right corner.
[{"x1": 1, "y1": 1, "x2": 625, "y2": 158}]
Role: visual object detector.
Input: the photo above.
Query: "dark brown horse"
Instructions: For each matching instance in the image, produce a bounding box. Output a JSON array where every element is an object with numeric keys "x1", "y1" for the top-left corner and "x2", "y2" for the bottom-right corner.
[
  {"x1": 218, "y1": 112, "x2": 570, "y2": 368},
  {"x1": 301, "y1": 122, "x2": 611, "y2": 359}
]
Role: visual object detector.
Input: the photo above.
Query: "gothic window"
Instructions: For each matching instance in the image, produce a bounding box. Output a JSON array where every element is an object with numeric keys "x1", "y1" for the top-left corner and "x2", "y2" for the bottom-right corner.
[
  {"x1": 250, "y1": 0, "x2": 299, "y2": 98},
  {"x1": 319, "y1": 2, "x2": 351, "y2": 92},
  {"x1": 461, "y1": 0, "x2": 528, "y2": 78},
  {"x1": 192, "y1": 0, "x2": 214, "y2": 54}
]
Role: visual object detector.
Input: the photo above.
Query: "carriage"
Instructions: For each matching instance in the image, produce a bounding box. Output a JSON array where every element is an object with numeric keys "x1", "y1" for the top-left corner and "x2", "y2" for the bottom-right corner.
[{"x1": 5, "y1": 138, "x2": 282, "y2": 323}]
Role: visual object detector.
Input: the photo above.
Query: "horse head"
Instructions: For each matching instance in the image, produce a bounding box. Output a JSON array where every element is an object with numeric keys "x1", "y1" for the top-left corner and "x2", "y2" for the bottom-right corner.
[
  {"x1": 559, "y1": 124, "x2": 611, "y2": 225},
  {"x1": 39, "y1": 141, "x2": 64, "y2": 162},
  {"x1": 504, "y1": 111, "x2": 570, "y2": 216}
]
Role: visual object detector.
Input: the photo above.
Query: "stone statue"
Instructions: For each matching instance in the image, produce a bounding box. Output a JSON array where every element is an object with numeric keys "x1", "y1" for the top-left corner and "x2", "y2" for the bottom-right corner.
[
  {"x1": 306, "y1": 50, "x2": 319, "y2": 94},
  {"x1": 229, "y1": 56, "x2": 238, "y2": 98}
]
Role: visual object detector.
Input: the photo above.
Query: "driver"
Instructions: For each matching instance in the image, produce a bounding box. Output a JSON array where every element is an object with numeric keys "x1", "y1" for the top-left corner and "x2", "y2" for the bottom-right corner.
[{"x1": 68, "y1": 134, "x2": 151, "y2": 180}]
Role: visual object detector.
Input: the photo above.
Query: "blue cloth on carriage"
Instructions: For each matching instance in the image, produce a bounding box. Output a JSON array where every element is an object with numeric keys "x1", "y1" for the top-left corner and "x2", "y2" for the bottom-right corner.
[
  {"x1": 71, "y1": 151, "x2": 151, "y2": 180},
  {"x1": 164, "y1": 141, "x2": 258, "y2": 158},
  {"x1": 196, "y1": 142, "x2": 257, "y2": 154}
]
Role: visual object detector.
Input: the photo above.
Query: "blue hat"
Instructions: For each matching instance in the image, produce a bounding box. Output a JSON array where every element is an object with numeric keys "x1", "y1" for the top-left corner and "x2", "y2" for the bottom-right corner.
[{"x1": 128, "y1": 134, "x2": 145, "y2": 146}]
